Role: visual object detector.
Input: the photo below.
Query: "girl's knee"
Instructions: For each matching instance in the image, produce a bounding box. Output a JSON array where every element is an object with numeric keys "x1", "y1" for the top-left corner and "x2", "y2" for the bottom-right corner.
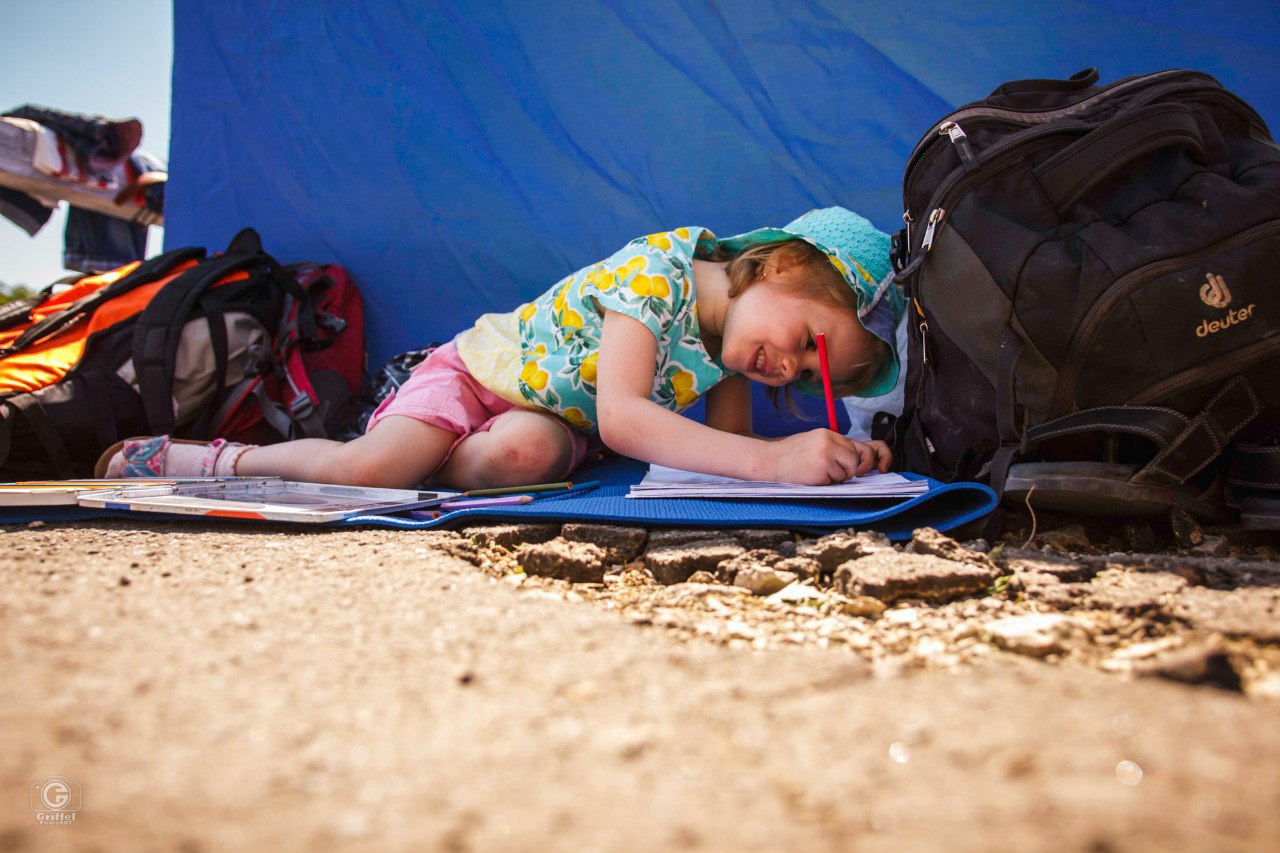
[{"x1": 468, "y1": 416, "x2": 574, "y2": 485}]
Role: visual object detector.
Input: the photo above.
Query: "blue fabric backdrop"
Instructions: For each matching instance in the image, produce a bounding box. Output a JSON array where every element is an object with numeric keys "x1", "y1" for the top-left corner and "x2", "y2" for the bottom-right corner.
[{"x1": 166, "y1": 0, "x2": 1280, "y2": 430}]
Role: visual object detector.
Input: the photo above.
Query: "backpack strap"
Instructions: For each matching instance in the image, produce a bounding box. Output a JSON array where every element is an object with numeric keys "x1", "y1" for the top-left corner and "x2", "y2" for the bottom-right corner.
[
  {"x1": 132, "y1": 229, "x2": 308, "y2": 436},
  {"x1": 2, "y1": 393, "x2": 77, "y2": 478},
  {"x1": 1228, "y1": 439, "x2": 1280, "y2": 491},
  {"x1": 0, "y1": 246, "x2": 206, "y2": 358}
]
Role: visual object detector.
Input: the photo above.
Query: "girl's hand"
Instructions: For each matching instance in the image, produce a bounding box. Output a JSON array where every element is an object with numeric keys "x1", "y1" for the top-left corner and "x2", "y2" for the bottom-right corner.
[{"x1": 765, "y1": 430, "x2": 892, "y2": 485}]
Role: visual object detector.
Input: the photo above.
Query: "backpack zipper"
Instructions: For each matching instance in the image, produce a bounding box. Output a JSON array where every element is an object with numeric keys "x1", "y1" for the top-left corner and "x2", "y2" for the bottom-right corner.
[
  {"x1": 1130, "y1": 335, "x2": 1280, "y2": 405},
  {"x1": 903, "y1": 69, "x2": 1199, "y2": 202},
  {"x1": 902, "y1": 84, "x2": 1268, "y2": 268},
  {"x1": 1050, "y1": 219, "x2": 1280, "y2": 415},
  {"x1": 902, "y1": 72, "x2": 1265, "y2": 226}
]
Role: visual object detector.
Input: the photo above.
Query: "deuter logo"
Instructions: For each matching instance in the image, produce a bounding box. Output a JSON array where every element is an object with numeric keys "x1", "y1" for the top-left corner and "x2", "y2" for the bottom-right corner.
[
  {"x1": 30, "y1": 776, "x2": 81, "y2": 826},
  {"x1": 1195, "y1": 272, "x2": 1256, "y2": 338},
  {"x1": 1200, "y1": 272, "x2": 1232, "y2": 309}
]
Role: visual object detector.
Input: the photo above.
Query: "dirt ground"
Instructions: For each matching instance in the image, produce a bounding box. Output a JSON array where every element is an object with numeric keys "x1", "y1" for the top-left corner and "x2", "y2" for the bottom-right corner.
[{"x1": 2, "y1": 510, "x2": 1279, "y2": 852}]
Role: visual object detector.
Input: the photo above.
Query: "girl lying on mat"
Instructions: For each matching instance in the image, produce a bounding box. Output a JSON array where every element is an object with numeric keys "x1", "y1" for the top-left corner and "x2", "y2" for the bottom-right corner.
[{"x1": 98, "y1": 207, "x2": 904, "y2": 491}]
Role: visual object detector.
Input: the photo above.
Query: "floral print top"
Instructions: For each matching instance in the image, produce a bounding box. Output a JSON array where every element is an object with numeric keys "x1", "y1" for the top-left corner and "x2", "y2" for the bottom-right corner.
[{"x1": 515, "y1": 227, "x2": 729, "y2": 433}]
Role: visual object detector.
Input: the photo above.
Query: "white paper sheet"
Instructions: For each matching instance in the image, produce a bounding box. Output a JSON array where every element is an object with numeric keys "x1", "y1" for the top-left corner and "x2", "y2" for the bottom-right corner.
[{"x1": 626, "y1": 464, "x2": 927, "y2": 499}]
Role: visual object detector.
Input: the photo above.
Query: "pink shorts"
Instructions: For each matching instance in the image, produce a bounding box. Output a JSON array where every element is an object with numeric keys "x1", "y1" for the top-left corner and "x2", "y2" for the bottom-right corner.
[{"x1": 366, "y1": 341, "x2": 590, "y2": 479}]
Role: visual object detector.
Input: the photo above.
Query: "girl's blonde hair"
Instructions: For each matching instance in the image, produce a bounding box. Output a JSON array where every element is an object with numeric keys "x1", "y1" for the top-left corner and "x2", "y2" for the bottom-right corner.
[{"x1": 712, "y1": 239, "x2": 888, "y2": 407}]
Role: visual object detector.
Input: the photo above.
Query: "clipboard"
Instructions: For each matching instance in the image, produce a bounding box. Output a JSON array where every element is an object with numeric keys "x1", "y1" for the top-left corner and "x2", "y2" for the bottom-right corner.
[{"x1": 75, "y1": 478, "x2": 460, "y2": 523}]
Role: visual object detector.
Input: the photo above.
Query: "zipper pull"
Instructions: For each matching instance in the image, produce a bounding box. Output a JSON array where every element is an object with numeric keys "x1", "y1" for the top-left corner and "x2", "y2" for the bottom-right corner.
[
  {"x1": 921, "y1": 209, "x2": 945, "y2": 252},
  {"x1": 938, "y1": 120, "x2": 978, "y2": 172},
  {"x1": 918, "y1": 319, "x2": 929, "y2": 366}
]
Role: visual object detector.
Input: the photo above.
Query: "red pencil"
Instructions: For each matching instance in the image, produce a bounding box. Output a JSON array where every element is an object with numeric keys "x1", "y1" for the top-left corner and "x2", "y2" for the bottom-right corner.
[{"x1": 815, "y1": 332, "x2": 838, "y2": 432}]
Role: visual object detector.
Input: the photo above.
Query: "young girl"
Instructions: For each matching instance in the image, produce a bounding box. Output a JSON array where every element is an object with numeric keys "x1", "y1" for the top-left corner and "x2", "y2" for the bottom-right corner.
[{"x1": 98, "y1": 207, "x2": 904, "y2": 489}]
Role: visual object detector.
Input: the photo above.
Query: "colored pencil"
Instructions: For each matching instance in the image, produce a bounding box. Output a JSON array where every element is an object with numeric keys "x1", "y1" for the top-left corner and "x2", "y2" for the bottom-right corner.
[
  {"x1": 462, "y1": 480, "x2": 573, "y2": 497},
  {"x1": 815, "y1": 332, "x2": 838, "y2": 432},
  {"x1": 439, "y1": 495, "x2": 534, "y2": 511}
]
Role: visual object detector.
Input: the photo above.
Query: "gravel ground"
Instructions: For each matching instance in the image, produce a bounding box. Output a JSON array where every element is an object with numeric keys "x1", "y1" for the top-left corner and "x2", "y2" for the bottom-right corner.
[{"x1": 2, "y1": 510, "x2": 1279, "y2": 852}]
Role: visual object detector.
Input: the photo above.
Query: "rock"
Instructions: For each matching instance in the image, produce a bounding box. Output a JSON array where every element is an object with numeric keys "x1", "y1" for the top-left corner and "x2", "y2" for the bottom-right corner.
[
  {"x1": 1169, "y1": 507, "x2": 1204, "y2": 549},
  {"x1": 646, "y1": 528, "x2": 733, "y2": 550},
  {"x1": 1190, "y1": 535, "x2": 1230, "y2": 558},
  {"x1": 1164, "y1": 587, "x2": 1280, "y2": 643},
  {"x1": 1035, "y1": 524, "x2": 1092, "y2": 552},
  {"x1": 797, "y1": 530, "x2": 894, "y2": 574},
  {"x1": 1014, "y1": 571, "x2": 1090, "y2": 611},
  {"x1": 984, "y1": 614, "x2": 1087, "y2": 658},
  {"x1": 832, "y1": 552, "x2": 1000, "y2": 605},
  {"x1": 1130, "y1": 641, "x2": 1243, "y2": 691},
  {"x1": 730, "y1": 529, "x2": 793, "y2": 551},
  {"x1": 643, "y1": 538, "x2": 745, "y2": 586},
  {"x1": 999, "y1": 547, "x2": 1097, "y2": 582},
  {"x1": 1123, "y1": 520, "x2": 1157, "y2": 552},
  {"x1": 686, "y1": 570, "x2": 718, "y2": 584},
  {"x1": 560, "y1": 523, "x2": 647, "y2": 564},
  {"x1": 772, "y1": 556, "x2": 821, "y2": 583},
  {"x1": 516, "y1": 537, "x2": 607, "y2": 584},
  {"x1": 465, "y1": 523, "x2": 561, "y2": 549},
  {"x1": 909, "y1": 527, "x2": 995, "y2": 565},
  {"x1": 1078, "y1": 569, "x2": 1187, "y2": 615},
  {"x1": 733, "y1": 566, "x2": 798, "y2": 597}
]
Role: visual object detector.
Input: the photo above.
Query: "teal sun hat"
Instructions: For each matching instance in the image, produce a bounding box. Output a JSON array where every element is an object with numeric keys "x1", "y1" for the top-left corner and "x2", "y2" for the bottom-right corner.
[{"x1": 716, "y1": 206, "x2": 904, "y2": 398}]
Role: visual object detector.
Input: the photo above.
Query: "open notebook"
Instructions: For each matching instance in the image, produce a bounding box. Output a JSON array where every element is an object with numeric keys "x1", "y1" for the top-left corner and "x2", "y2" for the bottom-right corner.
[{"x1": 626, "y1": 464, "x2": 928, "y2": 500}]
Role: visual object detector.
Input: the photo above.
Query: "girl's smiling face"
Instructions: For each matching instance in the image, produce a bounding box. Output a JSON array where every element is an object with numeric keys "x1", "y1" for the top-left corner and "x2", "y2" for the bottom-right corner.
[{"x1": 719, "y1": 266, "x2": 872, "y2": 388}]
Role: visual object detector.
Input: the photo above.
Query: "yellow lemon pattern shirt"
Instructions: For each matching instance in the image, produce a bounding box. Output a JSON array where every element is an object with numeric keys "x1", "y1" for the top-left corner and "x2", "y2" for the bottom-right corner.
[{"x1": 514, "y1": 227, "x2": 729, "y2": 433}]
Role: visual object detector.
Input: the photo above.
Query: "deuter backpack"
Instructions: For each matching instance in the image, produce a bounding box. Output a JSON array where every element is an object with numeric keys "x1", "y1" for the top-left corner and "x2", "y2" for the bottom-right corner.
[
  {"x1": 0, "y1": 229, "x2": 365, "y2": 479},
  {"x1": 887, "y1": 68, "x2": 1280, "y2": 520}
]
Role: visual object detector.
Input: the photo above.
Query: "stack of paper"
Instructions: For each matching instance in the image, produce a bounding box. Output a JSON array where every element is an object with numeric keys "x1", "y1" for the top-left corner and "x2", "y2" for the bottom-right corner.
[{"x1": 626, "y1": 464, "x2": 929, "y2": 500}]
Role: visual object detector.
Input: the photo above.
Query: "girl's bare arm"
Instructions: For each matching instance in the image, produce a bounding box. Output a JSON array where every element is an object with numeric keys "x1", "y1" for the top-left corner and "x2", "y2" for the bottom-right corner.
[{"x1": 594, "y1": 310, "x2": 884, "y2": 484}]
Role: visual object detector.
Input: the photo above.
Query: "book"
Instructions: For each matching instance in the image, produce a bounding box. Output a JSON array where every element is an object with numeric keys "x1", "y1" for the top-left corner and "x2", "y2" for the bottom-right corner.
[
  {"x1": 626, "y1": 464, "x2": 928, "y2": 500},
  {"x1": 0, "y1": 478, "x2": 248, "y2": 507},
  {"x1": 72, "y1": 478, "x2": 459, "y2": 523}
]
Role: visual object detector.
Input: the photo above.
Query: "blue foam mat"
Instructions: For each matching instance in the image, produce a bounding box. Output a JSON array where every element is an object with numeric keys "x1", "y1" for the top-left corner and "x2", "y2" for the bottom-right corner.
[
  {"x1": 344, "y1": 457, "x2": 996, "y2": 541},
  {"x1": 0, "y1": 458, "x2": 996, "y2": 541}
]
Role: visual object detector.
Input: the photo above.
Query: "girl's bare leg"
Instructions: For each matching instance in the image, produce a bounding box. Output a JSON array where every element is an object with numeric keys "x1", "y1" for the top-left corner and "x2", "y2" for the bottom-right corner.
[
  {"x1": 234, "y1": 416, "x2": 458, "y2": 489},
  {"x1": 433, "y1": 409, "x2": 576, "y2": 491}
]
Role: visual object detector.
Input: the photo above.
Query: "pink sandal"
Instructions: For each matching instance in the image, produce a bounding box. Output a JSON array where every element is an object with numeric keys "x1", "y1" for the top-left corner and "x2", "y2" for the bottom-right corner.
[{"x1": 94, "y1": 435, "x2": 254, "y2": 479}]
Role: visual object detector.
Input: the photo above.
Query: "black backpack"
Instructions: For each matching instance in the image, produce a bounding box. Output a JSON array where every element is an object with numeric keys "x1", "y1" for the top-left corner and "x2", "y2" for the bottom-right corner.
[{"x1": 886, "y1": 68, "x2": 1280, "y2": 519}]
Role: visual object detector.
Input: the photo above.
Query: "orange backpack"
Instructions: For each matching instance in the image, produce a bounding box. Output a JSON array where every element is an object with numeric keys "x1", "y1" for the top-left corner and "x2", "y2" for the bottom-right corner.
[{"x1": 0, "y1": 229, "x2": 362, "y2": 479}]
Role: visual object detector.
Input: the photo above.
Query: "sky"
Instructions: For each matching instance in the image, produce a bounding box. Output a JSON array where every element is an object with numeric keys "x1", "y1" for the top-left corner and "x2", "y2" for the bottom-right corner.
[{"x1": 1, "y1": 0, "x2": 173, "y2": 289}]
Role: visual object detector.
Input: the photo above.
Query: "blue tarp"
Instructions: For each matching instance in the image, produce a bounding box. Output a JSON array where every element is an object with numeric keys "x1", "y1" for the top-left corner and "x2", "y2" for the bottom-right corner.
[{"x1": 167, "y1": 1, "x2": 1280, "y2": 429}]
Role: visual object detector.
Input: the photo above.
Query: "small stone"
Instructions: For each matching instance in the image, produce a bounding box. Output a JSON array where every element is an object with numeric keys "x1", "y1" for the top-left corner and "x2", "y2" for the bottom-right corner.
[
  {"x1": 118, "y1": 576, "x2": 132, "y2": 587},
  {"x1": 772, "y1": 556, "x2": 821, "y2": 582},
  {"x1": 910, "y1": 527, "x2": 995, "y2": 565},
  {"x1": 1035, "y1": 524, "x2": 1092, "y2": 552},
  {"x1": 644, "y1": 538, "x2": 745, "y2": 585},
  {"x1": 717, "y1": 549, "x2": 782, "y2": 584},
  {"x1": 517, "y1": 537, "x2": 607, "y2": 584},
  {"x1": 26, "y1": 520, "x2": 46, "y2": 530},
  {"x1": 686, "y1": 570, "x2": 717, "y2": 584},
  {"x1": 985, "y1": 614, "x2": 1086, "y2": 658},
  {"x1": 646, "y1": 528, "x2": 731, "y2": 549},
  {"x1": 1190, "y1": 535, "x2": 1230, "y2": 558},
  {"x1": 734, "y1": 566, "x2": 798, "y2": 597},
  {"x1": 833, "y1": 552, "x2": 1000, "y2": 605},
  {"x1": 560, "y1": 523, "x2": 647, "y2": 564},
  {"x1": 837, "y1": 596, "x2": 886, "y2": 618},
  {"x1": 1169, "y1": 507, "x2": 1204, "y2": 549}
]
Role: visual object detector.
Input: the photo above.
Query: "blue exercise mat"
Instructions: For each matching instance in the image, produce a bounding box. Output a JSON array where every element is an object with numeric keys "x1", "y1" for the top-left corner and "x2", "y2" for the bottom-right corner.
[
  {"x1": 0, "y1": 458, "x2": 995, "y2": 541},
  {"x1": 343, "y1": 457, "x2": 996, "y2": 541}
]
